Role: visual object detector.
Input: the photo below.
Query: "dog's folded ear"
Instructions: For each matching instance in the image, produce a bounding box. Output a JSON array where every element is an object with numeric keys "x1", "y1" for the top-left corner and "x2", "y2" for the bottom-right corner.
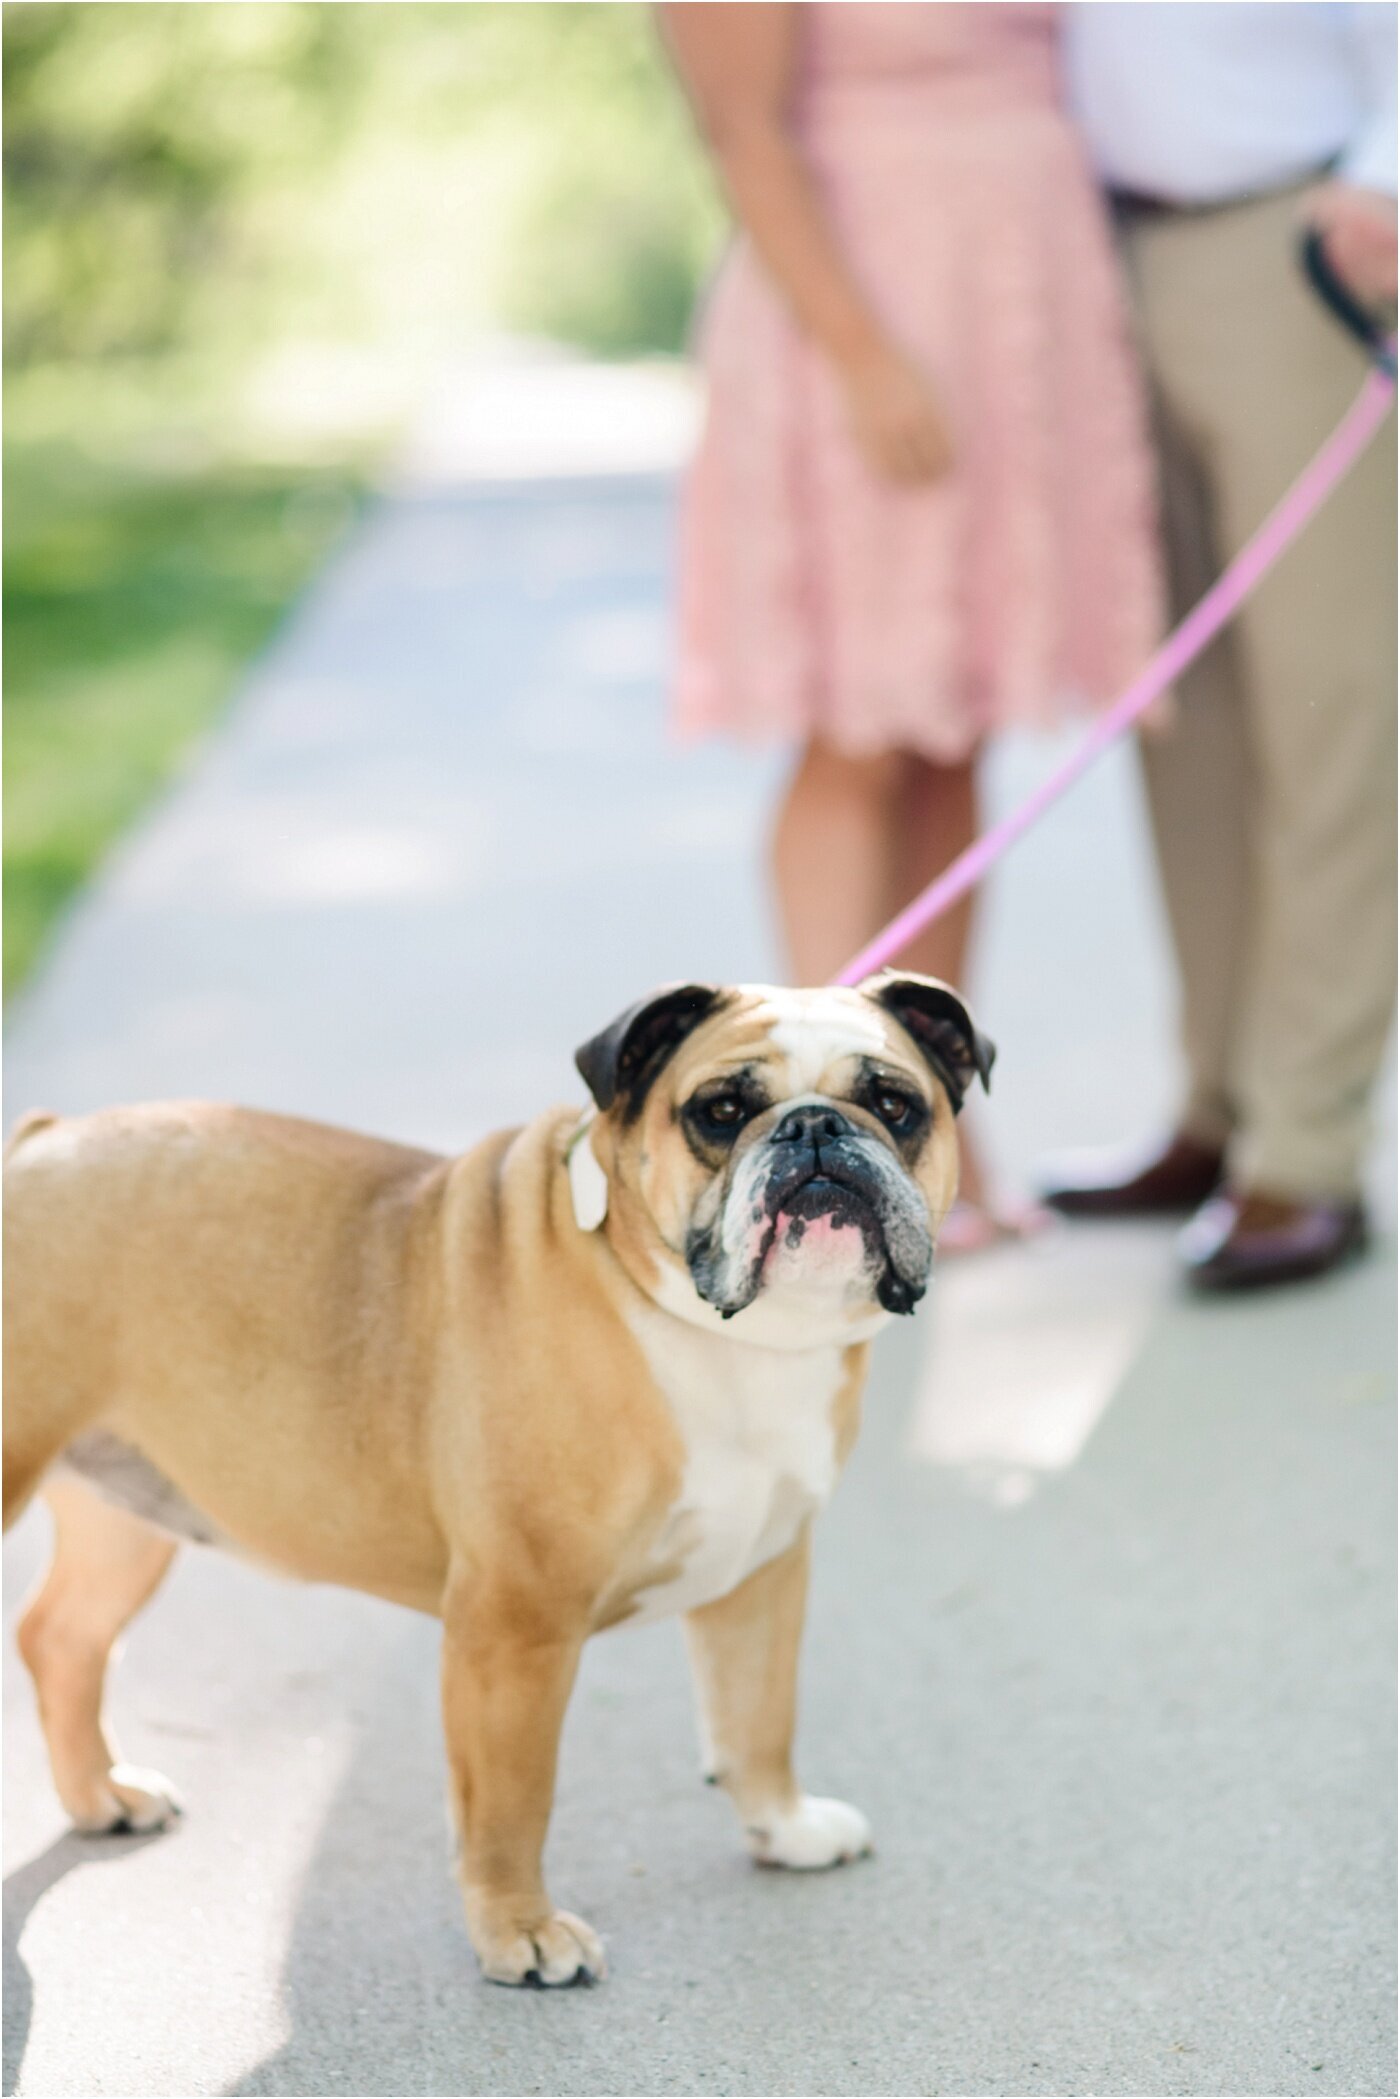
[
  {"x1": 575, "y1": 983, "x2": 728, "y2": 1116},
  {"x1": 861, "y1": 971, "x2": 995, "y2": 1115}
]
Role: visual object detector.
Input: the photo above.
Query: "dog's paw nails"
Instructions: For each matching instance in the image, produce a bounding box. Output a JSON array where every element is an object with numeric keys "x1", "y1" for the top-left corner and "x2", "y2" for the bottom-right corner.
[
  {"x1": 747, "y1": 1795, "x2": 873, "y2": 1870},
  {"x1": 74, "y1": 1766, "x2": 184, "y2": 1836},
  {"x1": 478, "y1": 1908, "x2": 607, "y2": 1987}
]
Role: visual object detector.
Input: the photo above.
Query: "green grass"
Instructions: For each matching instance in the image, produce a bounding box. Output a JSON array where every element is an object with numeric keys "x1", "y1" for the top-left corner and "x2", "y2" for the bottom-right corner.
[{"x1": 4, "y1": 365, "x2": 371, "y2": 993}]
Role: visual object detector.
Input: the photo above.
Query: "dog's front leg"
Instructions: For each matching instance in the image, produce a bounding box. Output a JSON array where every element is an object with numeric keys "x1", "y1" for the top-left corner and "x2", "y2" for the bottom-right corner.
[
  {"x1": 441, "y1": 1585, "x2": 604, "y2": 1986},
  {"x1": 684, "y1": 1527, "x2": 872, "y2": 1869}
]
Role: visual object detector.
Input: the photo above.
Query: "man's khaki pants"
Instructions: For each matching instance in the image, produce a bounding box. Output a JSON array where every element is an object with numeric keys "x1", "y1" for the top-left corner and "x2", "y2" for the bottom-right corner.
[{"x1": 1123, "y1": 187, "x2": 1397, "y2": 1201}]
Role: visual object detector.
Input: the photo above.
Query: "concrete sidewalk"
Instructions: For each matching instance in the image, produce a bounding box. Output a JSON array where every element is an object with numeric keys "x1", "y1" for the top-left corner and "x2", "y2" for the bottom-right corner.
[{"x1": 4, "y1": 369, "x2": 1395, "y2": 2097}]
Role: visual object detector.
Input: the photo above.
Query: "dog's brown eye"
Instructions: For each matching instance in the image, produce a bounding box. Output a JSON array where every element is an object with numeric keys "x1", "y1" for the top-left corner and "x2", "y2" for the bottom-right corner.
[
  {"x1": 685, "y1": 1084, "x2": 759, "y2": 1147},
  {"x1": 874, "y1": 1089, "x2": 913, "y2": 1129}
]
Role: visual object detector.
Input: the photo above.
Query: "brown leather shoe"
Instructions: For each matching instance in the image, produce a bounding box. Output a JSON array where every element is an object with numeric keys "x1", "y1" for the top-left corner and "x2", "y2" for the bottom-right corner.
[
  {"x1": 1179, "y1": 1188, "x2": 1368, "y2": 1292},
  {"x1": 1039, "y1": 1132, "x2": 1225, "y2": 1218}
]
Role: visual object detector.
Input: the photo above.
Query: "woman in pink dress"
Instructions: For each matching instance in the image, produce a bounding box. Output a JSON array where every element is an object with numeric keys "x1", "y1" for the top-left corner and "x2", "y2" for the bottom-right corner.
[{"x1": 662, "y1": 2, "x2": 1161, "y2": 1240}]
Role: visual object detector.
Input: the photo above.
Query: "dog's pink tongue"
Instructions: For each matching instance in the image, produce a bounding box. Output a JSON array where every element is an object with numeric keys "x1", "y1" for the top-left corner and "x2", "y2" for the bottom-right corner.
[{"x1": 768, "y1": 1210, "x2": 863, "y2": 1267}]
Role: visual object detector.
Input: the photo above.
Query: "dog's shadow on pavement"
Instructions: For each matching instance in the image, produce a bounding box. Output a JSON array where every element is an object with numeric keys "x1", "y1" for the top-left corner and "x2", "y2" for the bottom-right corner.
[{"x1": 3, "y1": 1829, "x2": 167, "y2": 2097}]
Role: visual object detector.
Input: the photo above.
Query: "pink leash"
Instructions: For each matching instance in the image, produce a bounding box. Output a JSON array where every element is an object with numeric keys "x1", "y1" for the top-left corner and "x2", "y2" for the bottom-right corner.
[{"x1": 834, "y1": 319, "x2": 1395, "y2": 989}]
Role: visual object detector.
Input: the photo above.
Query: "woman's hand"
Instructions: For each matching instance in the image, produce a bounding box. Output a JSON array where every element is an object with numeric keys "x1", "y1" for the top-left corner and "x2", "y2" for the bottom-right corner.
[
  {"x1": 1301, "y1": 181, "x2": 1398, "y2": 307},
  {"x1": 660, "y1": 5, "x2": 953, "y2": 483},
  {"x1": 838, "y1": 338, "x2": 955, "y2": 484},
  {"x1": 660, "y1": 6, "x2": 954, "y2": 482}
]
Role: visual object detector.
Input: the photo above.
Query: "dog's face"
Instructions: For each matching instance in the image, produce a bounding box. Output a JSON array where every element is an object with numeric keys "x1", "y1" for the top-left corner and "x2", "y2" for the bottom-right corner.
[{"x1": 574, "y1": 975, "x2": 994, "y2": 1348}]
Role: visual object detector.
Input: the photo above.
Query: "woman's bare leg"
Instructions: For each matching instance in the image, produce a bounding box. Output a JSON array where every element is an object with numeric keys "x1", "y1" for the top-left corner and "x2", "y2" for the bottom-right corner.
[
  {"x1": 772, "y1": 739, "x2": 907, "y2": 984},
  {"x1": 887, "y1": 756, "x2": 993, "y2": 1213},
  {"x1": 889, "y1": 754, "x2": 981, "y2": 987}
]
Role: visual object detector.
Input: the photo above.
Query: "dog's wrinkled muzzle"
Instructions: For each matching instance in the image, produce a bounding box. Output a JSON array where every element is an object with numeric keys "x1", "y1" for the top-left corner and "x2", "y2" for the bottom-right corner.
[{"x1": 687, "y1": 1105, "x2": 933, "y2": 1321}]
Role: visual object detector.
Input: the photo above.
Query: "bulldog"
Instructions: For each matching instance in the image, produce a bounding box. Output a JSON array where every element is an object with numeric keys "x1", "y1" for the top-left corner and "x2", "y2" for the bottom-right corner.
[{"x1": 3, "y1": 970, "x2": 992, "y2": 1987}]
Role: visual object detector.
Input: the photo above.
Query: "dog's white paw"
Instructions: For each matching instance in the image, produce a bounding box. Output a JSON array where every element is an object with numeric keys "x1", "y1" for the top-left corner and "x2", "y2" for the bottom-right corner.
[
  {"x1": 747, "y1": 1794, "x2": 873, "y2": 1869},
  {"x1": 473, "y1": 1906, "x2": 607, "y2": 1988},
  {"x1": 72, "y1": 1764, "x2": 184, "y2": 1836}
]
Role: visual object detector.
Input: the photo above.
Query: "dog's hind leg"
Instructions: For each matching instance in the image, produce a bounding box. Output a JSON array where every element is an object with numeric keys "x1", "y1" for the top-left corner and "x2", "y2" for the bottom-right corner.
[{"x1": 17, "y1": 1472, "x2": 183, "y2": 1834}]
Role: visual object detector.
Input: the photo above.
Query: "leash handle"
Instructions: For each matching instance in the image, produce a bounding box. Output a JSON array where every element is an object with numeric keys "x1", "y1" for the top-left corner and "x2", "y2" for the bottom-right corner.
[{"x1": 1300, "y1": 227, "x2": 1398, "y2": 378}]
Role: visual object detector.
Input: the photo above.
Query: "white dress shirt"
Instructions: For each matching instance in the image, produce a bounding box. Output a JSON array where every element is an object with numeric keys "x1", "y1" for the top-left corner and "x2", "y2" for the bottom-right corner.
[{"x1": 1066, "y1": 2, "x2": 1398, "y2": 203}]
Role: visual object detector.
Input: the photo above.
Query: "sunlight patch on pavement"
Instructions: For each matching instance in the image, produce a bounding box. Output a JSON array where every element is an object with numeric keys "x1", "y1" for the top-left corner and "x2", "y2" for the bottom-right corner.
[
  {"x1": 911, "y1": 1222, "x2": 1175, "y2": 1504},
  {"x1": 115, "y1": 813, "x2": 498, "y2": 910},
  {"x1": 394, "y1": 350, "x2": 702, "y2": 487},
  {"x1": 243, "y1": 826, "x2": 481, "y2": 904}
]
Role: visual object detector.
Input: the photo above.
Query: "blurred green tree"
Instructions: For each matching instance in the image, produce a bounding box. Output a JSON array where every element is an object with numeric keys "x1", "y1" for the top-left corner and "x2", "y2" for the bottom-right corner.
[{"x1": 4, "y1": 1, "x2": 723, "y2": 364}]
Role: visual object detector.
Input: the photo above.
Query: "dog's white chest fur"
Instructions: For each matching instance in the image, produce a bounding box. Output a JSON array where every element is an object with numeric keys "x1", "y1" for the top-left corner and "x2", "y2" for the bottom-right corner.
[{"x1": 623, "y1": 1305, "x2": 845, "y2": 1625}]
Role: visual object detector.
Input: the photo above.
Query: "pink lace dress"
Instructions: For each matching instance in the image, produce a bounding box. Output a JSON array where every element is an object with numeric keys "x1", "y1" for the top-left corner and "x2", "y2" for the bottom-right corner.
[{"x1": 674, "y1": 2, "x2": 1162, "y2": 761}]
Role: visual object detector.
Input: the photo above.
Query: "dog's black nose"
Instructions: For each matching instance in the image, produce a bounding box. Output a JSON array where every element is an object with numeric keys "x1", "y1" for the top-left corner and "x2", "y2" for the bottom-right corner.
[{"x1": 773, "y1": 1103, "x2": 853, "y2": 1147}]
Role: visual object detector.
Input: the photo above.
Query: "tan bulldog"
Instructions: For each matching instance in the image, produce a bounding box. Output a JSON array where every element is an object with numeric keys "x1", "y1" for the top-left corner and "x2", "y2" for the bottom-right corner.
[{"x1": 3, "y1": 971, "x2": 992, "y2": 1987}]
